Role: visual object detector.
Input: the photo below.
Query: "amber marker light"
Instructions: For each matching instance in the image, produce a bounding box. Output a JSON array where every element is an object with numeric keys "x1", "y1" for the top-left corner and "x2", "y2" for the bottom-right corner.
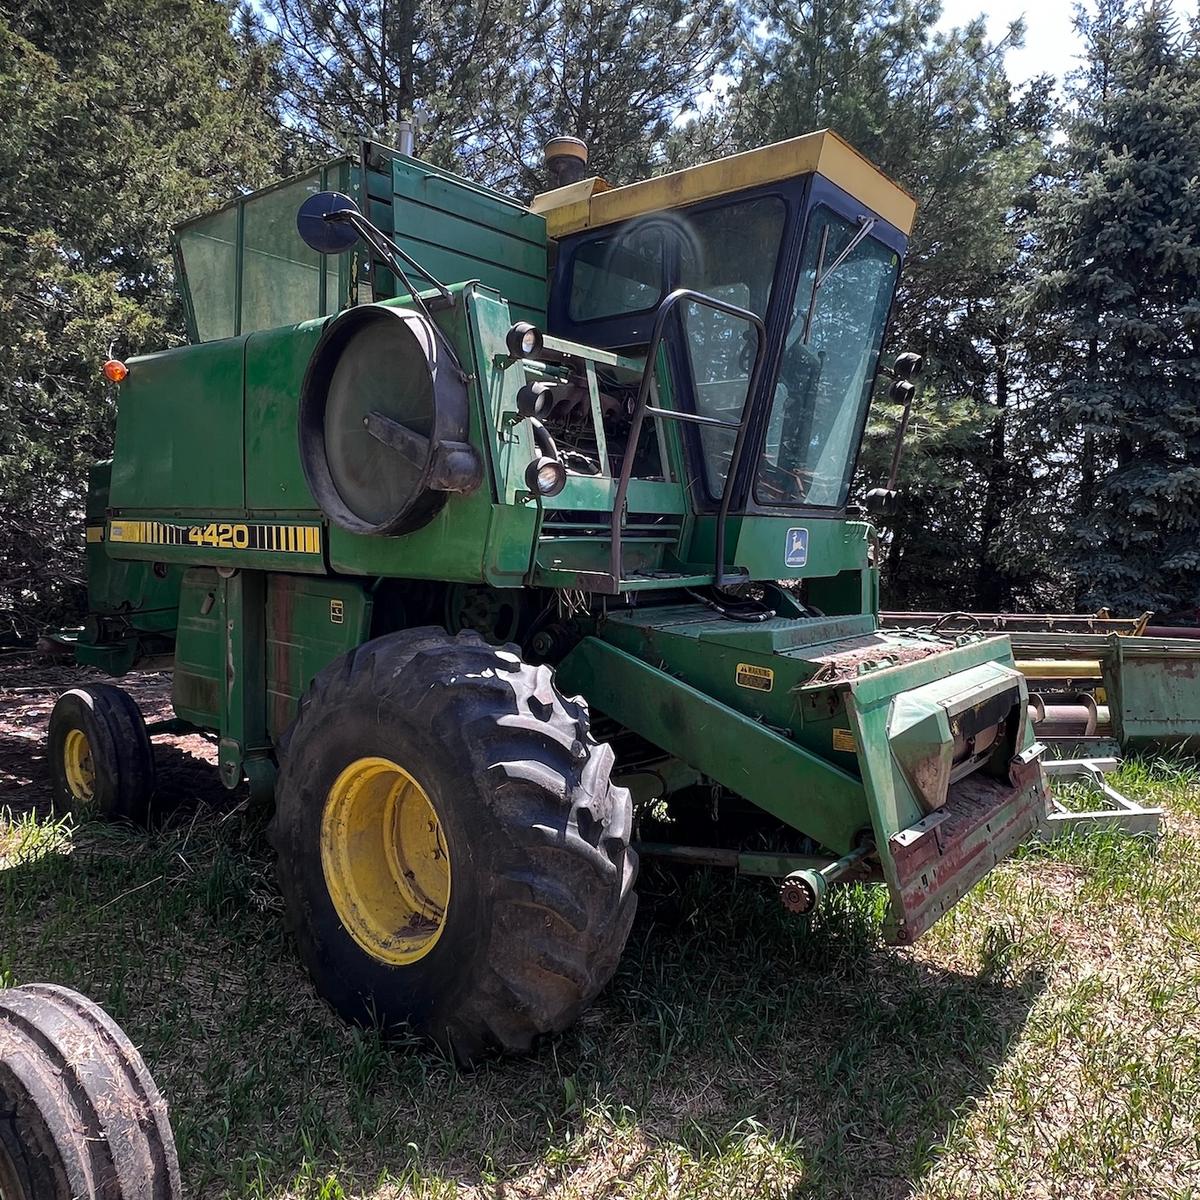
[{"x1": 102, "y1": 359, "x2": 128, "y2": 383}]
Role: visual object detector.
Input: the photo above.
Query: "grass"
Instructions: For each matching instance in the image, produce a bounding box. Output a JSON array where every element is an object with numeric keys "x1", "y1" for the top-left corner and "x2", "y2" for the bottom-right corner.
[{"x1": 2, "y1": 754, "x2": 1200, "y2": 1198}]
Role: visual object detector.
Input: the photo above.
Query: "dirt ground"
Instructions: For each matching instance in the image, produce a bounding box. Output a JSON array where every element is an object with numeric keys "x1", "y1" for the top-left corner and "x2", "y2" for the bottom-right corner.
[{"x1": 0, "y1": 654, "x2": 231, "y2": 819}]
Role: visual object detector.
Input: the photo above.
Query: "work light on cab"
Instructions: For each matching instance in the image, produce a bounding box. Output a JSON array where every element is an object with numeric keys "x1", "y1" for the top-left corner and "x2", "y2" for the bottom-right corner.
[{"x1": 506, "y1": 322, "x2": 543, "y2": 359}]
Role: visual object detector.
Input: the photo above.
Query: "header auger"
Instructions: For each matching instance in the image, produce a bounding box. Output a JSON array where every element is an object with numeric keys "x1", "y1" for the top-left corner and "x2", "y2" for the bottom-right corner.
[{"x1": 51, "y1": 130, "x2": 1050, "y2": 1059}]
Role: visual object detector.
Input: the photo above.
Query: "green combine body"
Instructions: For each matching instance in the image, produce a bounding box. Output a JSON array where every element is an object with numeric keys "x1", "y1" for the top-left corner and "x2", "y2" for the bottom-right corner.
[{"x1": 55, "y1": 132, "x2": 1050, "y2": 1057}]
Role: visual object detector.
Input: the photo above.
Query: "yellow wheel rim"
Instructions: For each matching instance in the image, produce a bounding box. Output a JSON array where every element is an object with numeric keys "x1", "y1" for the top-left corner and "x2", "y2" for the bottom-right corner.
[
  {"x1": 320, "y1": 756, "x2": 451, "y2": 966},
  {"x1": 63, "y1": 728, "x2": 96, "y2": 803}
]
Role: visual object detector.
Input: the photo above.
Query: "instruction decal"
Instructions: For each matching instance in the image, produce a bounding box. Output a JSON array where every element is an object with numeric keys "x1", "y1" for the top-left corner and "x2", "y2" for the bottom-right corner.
[
  {"x1": 784, "y1": 527, "x2": 809, "y2": 568},
  {"x1": 832, "y1": 728, "x2": 856, "y2": 753},
  {"x1": 735, "y1": 662, "x2": 774, "y2": 692}
]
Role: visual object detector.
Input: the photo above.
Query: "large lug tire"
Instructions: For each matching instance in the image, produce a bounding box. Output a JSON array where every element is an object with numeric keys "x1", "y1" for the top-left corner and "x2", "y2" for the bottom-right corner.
[
  {"x1": 271, "y1": 628, "x2": 638, "y2": 1062},
  {"x1": 0, "y1": 984, "x2": 182, "y2": 1200},
  {"x1": 47, "y1": 684, "x2": 156, "y2": 824}
]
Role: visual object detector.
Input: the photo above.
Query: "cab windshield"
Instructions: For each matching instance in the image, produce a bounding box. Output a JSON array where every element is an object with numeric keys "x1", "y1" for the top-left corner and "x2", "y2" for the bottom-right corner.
[
  {"x1": 561, "y1": 194, "x2": 900, "y2": 508},
  {"x1": 756, "y1": 208, "x2": 899, "y2": 507}
]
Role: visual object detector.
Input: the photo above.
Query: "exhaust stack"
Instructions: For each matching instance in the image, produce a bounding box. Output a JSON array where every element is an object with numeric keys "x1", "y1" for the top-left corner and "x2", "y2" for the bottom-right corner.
[{"x1": 544, "y1": 136, "x2": 589, "y2": 189}]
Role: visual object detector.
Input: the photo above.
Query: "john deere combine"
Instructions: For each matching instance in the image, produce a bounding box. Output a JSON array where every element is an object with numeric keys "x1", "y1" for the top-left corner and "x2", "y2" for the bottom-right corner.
[{"x1": 49, "y1": 131, "x2": 1050, "y2": 1059}]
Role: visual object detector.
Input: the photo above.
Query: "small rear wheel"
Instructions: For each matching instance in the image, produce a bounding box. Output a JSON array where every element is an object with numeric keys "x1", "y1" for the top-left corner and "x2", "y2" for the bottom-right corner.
[
  {"x1": 272, "y1": 628, "x2": 638, "y2": 1062},
  {"x1": 47, "y1": 684, "x2": 155, "y2": 823}
]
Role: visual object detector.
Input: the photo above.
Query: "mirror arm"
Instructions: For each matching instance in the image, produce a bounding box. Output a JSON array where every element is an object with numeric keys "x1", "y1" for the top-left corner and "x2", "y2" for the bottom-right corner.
[
  {"x1": 325, "y1": 210, "x2": 465, "y2": 379},
  {"x1": 328, "y1": 210, "x2": 453, "y2": 306},
  {"x1": 886, "y1": 384, "x2": 918, "y2": 492}
]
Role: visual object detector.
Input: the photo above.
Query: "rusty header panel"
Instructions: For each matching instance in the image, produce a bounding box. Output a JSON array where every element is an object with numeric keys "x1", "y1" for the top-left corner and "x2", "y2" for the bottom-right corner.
[{"x1": 530, "y1": 129, "x2": 918, "y2": 238}]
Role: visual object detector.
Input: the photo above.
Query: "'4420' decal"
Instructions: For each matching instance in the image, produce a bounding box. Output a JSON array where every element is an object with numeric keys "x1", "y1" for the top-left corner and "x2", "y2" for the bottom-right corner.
[{"x1": 107, "y1": 519, "x2": 322, "y2": 555}]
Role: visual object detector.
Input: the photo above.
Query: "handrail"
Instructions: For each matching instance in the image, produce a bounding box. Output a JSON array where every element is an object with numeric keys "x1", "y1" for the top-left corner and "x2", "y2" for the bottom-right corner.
[{"x1": 608, "y1": 288, "x2": 768, "y2": 591}]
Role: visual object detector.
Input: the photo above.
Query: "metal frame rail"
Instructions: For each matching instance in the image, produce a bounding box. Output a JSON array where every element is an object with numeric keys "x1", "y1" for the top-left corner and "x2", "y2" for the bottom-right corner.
[{"x1": 1040, "y1": 757, "x2": 1163, "y2": 839}]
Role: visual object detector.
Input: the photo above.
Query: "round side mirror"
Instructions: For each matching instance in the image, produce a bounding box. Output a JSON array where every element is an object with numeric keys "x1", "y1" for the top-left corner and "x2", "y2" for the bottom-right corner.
[{"x1": 296, "y1": 191, "x2": 361, "y2": 255}]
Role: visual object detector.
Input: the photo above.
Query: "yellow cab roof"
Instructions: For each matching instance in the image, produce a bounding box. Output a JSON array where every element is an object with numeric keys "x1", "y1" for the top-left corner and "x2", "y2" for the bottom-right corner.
[{"x1": 529, "y1": 129, "x2": 916, "y2": 239}]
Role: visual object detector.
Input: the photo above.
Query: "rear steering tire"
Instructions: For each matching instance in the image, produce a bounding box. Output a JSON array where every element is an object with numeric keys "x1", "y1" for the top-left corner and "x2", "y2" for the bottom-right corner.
[
  {"x1": 271, "y1": 628, "x2": 638, "y2": 1062},
  {"x1": 47, "y1": 684, "x2": 155, "y2": 824}
]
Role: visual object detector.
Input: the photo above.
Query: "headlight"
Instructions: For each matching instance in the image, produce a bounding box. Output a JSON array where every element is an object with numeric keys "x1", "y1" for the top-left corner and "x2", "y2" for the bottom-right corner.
[
  {"x1": 506, "y1": 322, "x2": 543, "y2": 359},
  {"x1": 526, "y1": 456, "x2": 566, "y2": 497}
]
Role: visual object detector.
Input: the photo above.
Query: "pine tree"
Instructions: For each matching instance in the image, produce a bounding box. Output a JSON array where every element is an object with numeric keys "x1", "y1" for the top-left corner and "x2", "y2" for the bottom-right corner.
[
  {"x1": 1025, "y1": 0, "x2": 1200, "y2": 616},
  {"x1": 254, "y1": 0, "x2": 528, "y2": 171},
  {"x1": 257, "y1": 0, "x2": 736, "y2": 192},
  {"x1": 490, "y1": 0, "x2": 737, "y2": 192}
]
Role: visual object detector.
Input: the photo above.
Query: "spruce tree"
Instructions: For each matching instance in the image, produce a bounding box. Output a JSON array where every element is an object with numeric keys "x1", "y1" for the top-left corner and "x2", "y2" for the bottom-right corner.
[{"x1": 1026, "y1": 0, "x2": 1200, "y2": 616}]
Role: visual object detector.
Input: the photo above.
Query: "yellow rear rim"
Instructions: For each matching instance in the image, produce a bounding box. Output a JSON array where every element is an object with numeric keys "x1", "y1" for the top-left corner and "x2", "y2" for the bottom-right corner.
[
  {"x1": 320, "y1": 756, "x2": 451, "y2": 966},
  {"x1": 63, "y1": 728, "x2": 96, "y2": 803}
]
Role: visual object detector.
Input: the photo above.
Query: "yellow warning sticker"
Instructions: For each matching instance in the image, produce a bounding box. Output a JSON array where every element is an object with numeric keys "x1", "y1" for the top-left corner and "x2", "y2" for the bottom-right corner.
[
  {"x1": 735, "y1": 662, "x2": 774, "y2": 692},
  {"x1": 832, "y1": 727, "x2": 856, "y2": 753}
]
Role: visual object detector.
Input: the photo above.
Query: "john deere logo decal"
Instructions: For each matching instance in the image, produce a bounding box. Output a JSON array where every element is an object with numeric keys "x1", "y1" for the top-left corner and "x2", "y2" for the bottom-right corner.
[{"x1": 785, "y1": 527, "x2": 808, "y2": 568}]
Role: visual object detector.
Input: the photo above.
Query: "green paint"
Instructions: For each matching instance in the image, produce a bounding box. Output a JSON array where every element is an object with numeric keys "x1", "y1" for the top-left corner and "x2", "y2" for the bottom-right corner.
[
  {"x1": 172, "y1": 568, "x2": 224, "y2": 728},
  {"x1": 556, "y1": 636, "x2": 871, "y2": 855},
  {"x1": 111, "y1": 338, "x2": 247, "y2": 512},
  {"x1": 244, "y1": 320, "x2": 325, "y2": 511},
  {"x1": 566, "y1": 606, "x2": 1045, "y2": 940},
  {"x1": 1104, "y1": 635, "x2": 1200, "y2": 748}
]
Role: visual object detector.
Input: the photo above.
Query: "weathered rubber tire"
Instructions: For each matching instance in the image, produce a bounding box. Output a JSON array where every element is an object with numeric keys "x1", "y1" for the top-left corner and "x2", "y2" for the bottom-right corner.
[
  {"x1": 47, "y1": 684, "x2": 155, "y2": 823},
  {"x1": 0, "y1": 984, "x2": 181, "y2": 1200},
  {"x1": 272, "y1": 627, "x2": 638, "y2": 1062}
]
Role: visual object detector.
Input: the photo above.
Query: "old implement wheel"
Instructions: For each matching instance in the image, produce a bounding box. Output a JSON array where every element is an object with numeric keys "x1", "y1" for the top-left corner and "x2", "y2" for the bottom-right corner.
[
  {"x1": 47, "y1": 684, "x2": 155, "y2": 824},
  {"x1": 0, "y1": 984, "x2": 181, "y2": 1200},
  {"x1": 272, "y1": 627, "x2": 638, "y2": 1062}
]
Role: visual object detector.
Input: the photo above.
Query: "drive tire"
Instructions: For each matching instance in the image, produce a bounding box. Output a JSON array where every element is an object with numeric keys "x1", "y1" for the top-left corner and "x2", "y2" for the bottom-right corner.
[
  {"x1": 271, "y1": 628, "x2": 638, "y2": 1062},
  {"x1": 47, "y1": 684, "x2": 155, "y2": 824}
]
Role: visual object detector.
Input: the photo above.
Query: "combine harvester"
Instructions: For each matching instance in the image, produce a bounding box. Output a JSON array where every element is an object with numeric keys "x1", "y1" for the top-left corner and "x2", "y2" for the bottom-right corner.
[
  {"x1": 882, "y1": 610, "x2": 1200, "y2": 837},
  {"x1": 50, "y1": 130, "x2": 1056, "y2": 1058}
]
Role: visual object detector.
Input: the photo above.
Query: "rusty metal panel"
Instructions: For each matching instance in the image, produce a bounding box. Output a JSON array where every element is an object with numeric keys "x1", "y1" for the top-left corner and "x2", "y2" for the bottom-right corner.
[
  {"x1": 885, "y1": 769, "x2": 1047, "y2": 943},
  {"x1": 264, "y1": 575, "x2": 373, "y2": 740}
]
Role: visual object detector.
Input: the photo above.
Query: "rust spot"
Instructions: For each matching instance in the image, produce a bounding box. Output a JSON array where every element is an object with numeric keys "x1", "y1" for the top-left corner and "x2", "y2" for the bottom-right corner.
[{"x1": 266, "y1": 576, "x2": 298, "y2": 740}]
